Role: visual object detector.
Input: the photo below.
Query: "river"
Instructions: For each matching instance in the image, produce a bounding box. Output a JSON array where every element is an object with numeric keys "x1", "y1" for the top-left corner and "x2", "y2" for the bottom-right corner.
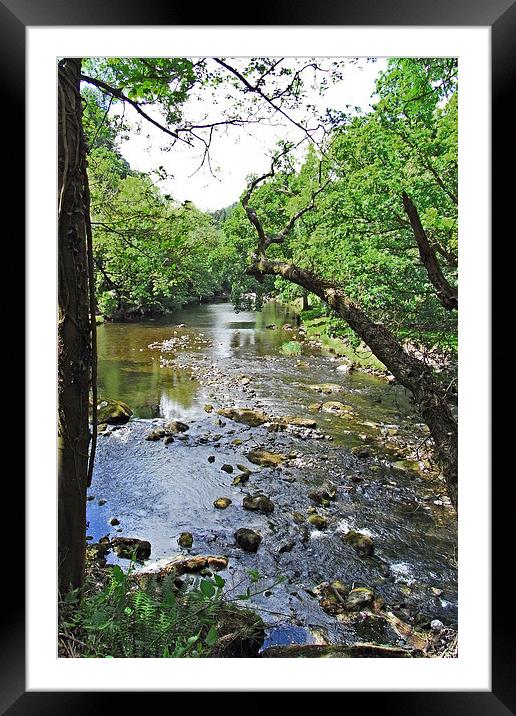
[{"x1": 87, "y1": 300, "x2": 457, "y2": 651}]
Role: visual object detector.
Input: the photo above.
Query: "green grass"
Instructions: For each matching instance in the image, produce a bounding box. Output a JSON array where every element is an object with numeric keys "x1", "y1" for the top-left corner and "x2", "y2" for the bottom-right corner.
[{"x1": 302, "y1": 316, "x2": 386, "y2": 370}]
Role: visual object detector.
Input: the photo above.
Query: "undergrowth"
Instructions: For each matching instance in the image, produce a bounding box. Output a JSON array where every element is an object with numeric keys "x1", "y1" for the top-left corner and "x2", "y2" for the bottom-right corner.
[{"x1": 59, "y1": 557, "x2": 281, "y2": 658}]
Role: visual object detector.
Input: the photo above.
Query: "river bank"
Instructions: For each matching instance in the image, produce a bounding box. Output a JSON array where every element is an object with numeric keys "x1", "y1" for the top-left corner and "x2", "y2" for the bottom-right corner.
[{"x1": 85, "y1": 300, "x2": 457, "y2": 657}]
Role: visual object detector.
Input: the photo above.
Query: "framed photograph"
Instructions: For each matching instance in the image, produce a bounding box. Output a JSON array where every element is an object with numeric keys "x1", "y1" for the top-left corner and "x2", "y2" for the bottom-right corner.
[{"x1": 3, "y1": 0, "x2": 510, "y2": 709}]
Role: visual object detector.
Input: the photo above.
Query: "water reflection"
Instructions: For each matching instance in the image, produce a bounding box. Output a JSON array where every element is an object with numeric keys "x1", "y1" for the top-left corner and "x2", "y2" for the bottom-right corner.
[{"x1": 96, "y1": 301, "x2": 297, "y2": 419}]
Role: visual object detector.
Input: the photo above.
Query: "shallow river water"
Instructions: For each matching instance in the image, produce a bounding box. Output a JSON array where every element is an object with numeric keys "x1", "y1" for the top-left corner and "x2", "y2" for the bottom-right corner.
[{"x1": 87, "y1": 300, "x2": 457, "y2": 651}]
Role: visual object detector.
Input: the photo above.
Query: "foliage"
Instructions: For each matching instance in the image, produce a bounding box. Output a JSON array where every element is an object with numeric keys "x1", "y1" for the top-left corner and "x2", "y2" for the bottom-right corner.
[
  {"x1": 223, "y1": 58, "x2": 458, "y2": 358},
  {"x1": 59, "y1": 558, "x2": 280, "y2": 658}
]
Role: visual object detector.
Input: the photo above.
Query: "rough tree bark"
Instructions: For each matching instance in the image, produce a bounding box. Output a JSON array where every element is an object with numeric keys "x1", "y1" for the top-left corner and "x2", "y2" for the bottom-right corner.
[
  {"x1": 402, "y1": 192, "x2": 458, "y2": 311},
  {"x1": 58, "y1": 58, "x2": 92, "y2": 592},
  {"x1": 244, "y1": 175, "x2": 458, "y2": 509}
]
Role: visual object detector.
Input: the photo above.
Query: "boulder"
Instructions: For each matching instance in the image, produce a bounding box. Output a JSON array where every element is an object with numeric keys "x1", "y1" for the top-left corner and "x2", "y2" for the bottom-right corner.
[
  {"x1": 221, "y1": 464, "x2": 234, "y2": 474},
  {"x1": 177, "y1": 532, "x2": 193, "y2": 549},
  {"x1": 247, "y1": 449, "x2": 286, "y2": 467},
  {"x1": 110, "y1": 537, "x2": 151, "y2": 561},
  {"x1": 217, "y1": 407, "x2": 270, "y2": 427},
  {"x1": 243, "y1": 494, "x2": 274, "y2": 514},
  {"x1": 95, "y1": 398, "x2": 133, "y2": 425},
  {"x1": 342, "y1": 530, "x2": 374, "y2": 557},
  {"x1": 165, "y1": 420, "x2": 189, "y2": 433},
  {"x1": 234, "y1": 528, "x2": 262, "y2": 552},
  {"x1": 214, "y1": 497, "x2": 232, "y2": 509}
]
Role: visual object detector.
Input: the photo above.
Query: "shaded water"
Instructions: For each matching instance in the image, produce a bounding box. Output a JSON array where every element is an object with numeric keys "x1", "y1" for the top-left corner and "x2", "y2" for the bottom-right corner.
[{"x1": 89, "y1": 301, "x2": 457, "y2": 649}]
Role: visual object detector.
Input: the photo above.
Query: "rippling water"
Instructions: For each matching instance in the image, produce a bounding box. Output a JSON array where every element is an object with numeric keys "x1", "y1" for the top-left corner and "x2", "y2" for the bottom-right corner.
[{"x1": 88, "y1": 300, "x2": 457, "y2": 648}]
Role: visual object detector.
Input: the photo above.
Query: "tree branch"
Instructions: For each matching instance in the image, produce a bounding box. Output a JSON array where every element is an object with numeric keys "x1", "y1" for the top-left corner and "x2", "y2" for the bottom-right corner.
[{"x1": 402, "y1": 193, "x2": 458, "y2": 311}]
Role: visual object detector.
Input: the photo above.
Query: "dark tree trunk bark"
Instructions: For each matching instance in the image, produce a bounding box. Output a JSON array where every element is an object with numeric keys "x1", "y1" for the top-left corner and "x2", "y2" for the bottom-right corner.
[
  {"x1": 301, "y1": 289, "x2": 310, "y2": 311},
  {"x1": 248, "y1": 257, "x2": 458, "y2": 509},
  {"x1": 58, "y1": 58, "x2": 91, "y2": 592},
  {"x1": 402, "y1": 192, "x2": 458, "y2": 311}
]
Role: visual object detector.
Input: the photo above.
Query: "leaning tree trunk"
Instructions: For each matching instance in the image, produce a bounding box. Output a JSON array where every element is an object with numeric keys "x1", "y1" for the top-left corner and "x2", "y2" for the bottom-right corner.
[
  {"x1": 58, "y1": 58, "x2": 91, "y2": 592},
  {"x1": 249, "y1": 258, "x2": 458, "y2": 509}
]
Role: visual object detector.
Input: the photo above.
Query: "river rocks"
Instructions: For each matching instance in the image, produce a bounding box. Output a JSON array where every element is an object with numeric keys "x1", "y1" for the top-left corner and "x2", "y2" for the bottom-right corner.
[
  {"x1": 165, "y1": 420, "x2": 189, "y2": 434},
  {"x1": 280, "y1": 416, "x2": 318, "y2": 429},
  {"x1": 231, "y1": 438, "x2": 243, "y2": 446},
  {"x1": 234, "y1": 528, "x2": 262, "y2": 552},
  {"x1": 178, "y1": 532, "x2": 193, "y2": 549},
  {"x1": 96, "y1": 398, "x2": 133, "y2": 425},
  {"x1": 292, "y1": 511, "x2": 306, "y2": 524},
  {"x1": 317, "y1": 580, "x2": 351, "y2": 614},
  {"x1": 109, "y1": 517, "x2": 120, "y2": 526},
  {"x1": 317, "y1": 582, "x2": 375, "y2": 614},
  {"x1": 309, "y1": 481, "x2": 337, "y2": 506},
  {"x1": 243, "y1": 494, "x2": 274, "y2": 514},
  {"x1": 278, "y1": 540, "x2": 295, "y2": 554},
  {"x1": 321, "y1": 401, "x2": 354, "y2": 415},
  {"x1": 232, "y1": 471, "x2": 251, "y2": 486},
  {"x1": 146, "y1": 429, "x2": 165, "y2": 441},
  {"x1": 110, "y1": 537, "x2": 151, "y2": 561},
  {"x1": 204, "y1": 404, "x2": 214, "y2": 413},
  {"x1": 164, "y1": 435, "x2": 174, "y2": 445},
  {"x1": 208, "y1": 455, "x2": 216, "y2": 463},
  {"x1": 309, "y1": 383, "x2": 345, "y2": 395},
  {"x1": 345, "y1": 587, "x2": 375, "y2": 611},
  {"x1": 162, "y1": 555, "x2": 228, "y2": 575},
  {"x1": 98, "y1": 498, "x2": 106, "y2": 506},
  {"x1": 335, "y1": 362, "x2": 353, "y2": 373},
  {"x1": 217, "y1": 407, "x2": 270, "y2": 427},
  {"x1": 221, "y1": 464, "x2": 234, "y2": 474},
  {"x1": 247, "y1": 449, "x2": 286, "y2": 467},
  {"x1": 262, "y1": 643, "x2": 411, "y2": 658},
  {"x1": 87, "y1": 541, "x2": 111, "y2": 563},
  {"x1": 214, "y1": 497, "x2": 232, "y2": 509},
  {"x1": 342, "y1": 530, "x2": 375, "y2": 557},
  {"x1": 307, "y1": 513, "x2": 328, "y2": 529}
]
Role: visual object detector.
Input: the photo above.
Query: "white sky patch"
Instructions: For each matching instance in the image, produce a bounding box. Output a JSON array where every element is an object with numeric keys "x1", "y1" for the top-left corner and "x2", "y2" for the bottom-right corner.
[{"x1": 103, "y1": 58, "x2": 386, "y2": 212}]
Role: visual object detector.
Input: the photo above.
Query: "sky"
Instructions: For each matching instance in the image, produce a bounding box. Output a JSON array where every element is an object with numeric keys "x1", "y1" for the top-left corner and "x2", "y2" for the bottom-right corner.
[{"x1": 111, "y1": 58, "x2": 387, "y2": 213}]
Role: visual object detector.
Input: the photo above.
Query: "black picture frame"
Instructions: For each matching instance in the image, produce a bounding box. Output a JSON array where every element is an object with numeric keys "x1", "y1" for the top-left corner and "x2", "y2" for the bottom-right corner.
[{"x1": 4, "y1": 0, "x2": 511, "y2": 710}]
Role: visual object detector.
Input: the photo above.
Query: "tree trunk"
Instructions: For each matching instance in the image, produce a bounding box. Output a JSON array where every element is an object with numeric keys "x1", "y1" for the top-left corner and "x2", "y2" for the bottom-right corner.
[
  {"x1": 402, "y1": 192, "x2": 458, "y2": 311},
  {"x1": 301, "y1": 289, "x2": 310, "y2": 311},
  {"x1": 58, "y1": 58, "x2": 91, "y2": 592},
  {"x1": 249, "y1": 257, "x2": 458, "y2": 509}
]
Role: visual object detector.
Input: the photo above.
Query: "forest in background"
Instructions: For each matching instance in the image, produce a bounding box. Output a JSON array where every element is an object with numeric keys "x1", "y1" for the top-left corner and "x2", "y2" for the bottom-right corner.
[{"x1": 85, "y1": 58, "x2": 457, "y2": 363}]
